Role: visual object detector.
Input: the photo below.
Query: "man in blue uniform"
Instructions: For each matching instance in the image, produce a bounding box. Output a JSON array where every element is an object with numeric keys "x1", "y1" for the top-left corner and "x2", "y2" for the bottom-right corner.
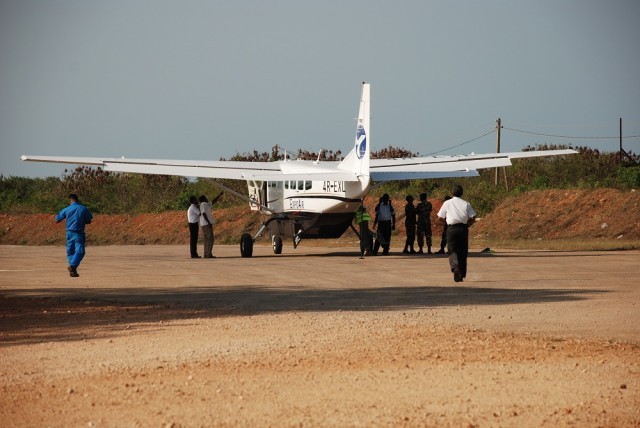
[{"x1": 55, "y1": 194, "x2": 93, "y2": 277}]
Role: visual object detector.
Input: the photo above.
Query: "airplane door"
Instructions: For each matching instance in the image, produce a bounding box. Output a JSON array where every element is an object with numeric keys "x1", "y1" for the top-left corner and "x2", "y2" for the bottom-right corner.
[
  {"x1": 267, "y1": 181, "x2": 284, "y2": 212},
  {"x1": 247, "y1": 180, "x2": 266, "y2": 211}
]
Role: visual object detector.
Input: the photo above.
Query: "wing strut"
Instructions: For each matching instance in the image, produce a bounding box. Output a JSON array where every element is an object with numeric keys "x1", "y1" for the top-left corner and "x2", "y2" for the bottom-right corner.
[{"x1": 202, "y1": 178, "x2": 275, "y2": 214}]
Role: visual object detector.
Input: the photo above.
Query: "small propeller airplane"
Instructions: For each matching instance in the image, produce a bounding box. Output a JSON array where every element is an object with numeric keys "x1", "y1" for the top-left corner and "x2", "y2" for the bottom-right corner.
[{"x1": 22, "y1": 82, "x2": 576, "y2": 256}]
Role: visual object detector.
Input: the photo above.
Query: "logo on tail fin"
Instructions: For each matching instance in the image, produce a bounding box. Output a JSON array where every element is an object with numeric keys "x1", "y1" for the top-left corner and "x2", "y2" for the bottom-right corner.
[{"x1": 356, "y1": 123, "x2": 367, "y2": 159}]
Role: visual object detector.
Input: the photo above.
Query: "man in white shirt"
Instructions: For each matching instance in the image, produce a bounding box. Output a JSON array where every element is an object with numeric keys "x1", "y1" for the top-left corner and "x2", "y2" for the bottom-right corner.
[
  {"x1": 199, "y1": 192, "x2": 224, "y2": 258},
  {"x1": 437, "y1": 185, "x2": 476, "y2": 282},
  {"x1": 187, "y1": 196, "x2": 201, "y2": 258}
]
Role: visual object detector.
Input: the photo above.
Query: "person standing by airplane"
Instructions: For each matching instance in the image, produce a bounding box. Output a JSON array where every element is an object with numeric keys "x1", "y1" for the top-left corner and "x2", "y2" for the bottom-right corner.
[
  {"x1": 55, "y1": 193, "x2": 93, "y2": 277},
  {"x1": 415, "y1": 192, "x2": 433, "y2": 254},
  {"x1": 373, "y1": 193, "x2": 395, "y2": 255},
  {"x1": 437, "y1": 185, "x2": 476, "y2": 282},
  {"x1": 199, "y1": 192, "x2": 224, "y2": 258},
  {"x1": 402, "y1": 195, "x2": 417, "y2": 254},
  {"x1": 435, "y1": 195, "x2": 451, "y2": 254},
  {"x1": 187, "y1": 196, "x2": 201, "y2": 258},
  {"x1": 354, "y1": 203, "x2": 373, "y2": 258}
]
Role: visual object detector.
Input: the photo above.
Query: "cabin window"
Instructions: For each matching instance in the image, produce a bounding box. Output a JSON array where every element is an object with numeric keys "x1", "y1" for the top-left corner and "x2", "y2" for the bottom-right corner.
[
  {"x1": 284, "y1": 181, "x2": 289, "y2": 189},
  {"x1": 297, "y1": 181, "x2": 304, "y2": 190},
  {"x1": 305, "y1": 181, "x2": 312, "y2": 190},
  {"x1": 277, "y1": 181, "x2": 283, "y2": 189}
]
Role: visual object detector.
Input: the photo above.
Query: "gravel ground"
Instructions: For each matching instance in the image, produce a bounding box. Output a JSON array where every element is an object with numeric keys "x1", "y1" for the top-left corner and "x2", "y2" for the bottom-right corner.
[{"x1": 1, "y1": 245, "x2": 639, "y2": 427}]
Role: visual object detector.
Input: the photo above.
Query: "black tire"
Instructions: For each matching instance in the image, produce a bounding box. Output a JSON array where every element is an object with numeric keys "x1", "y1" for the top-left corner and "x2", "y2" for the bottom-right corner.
[
  {"x1": 240, "y1": 233, "x2": 253, "y2": 257},
  {"x1": 272, "y1": 236, "x2": 283, "y2": 254}
]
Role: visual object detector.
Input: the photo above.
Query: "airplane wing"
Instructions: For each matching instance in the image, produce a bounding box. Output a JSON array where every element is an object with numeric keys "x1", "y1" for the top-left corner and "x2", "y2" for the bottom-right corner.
[
  {"x1": 369, "y1": 149, "x2": 576, "y2": 181},
  {"x1": 20, "y1": 155, "x2": 358, "y2": 182},
  {"x1": 22, "y1": 147, "x2": 576, "y2": 182}
]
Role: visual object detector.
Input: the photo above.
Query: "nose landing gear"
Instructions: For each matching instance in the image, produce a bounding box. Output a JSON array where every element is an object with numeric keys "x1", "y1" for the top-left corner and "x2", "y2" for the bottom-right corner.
[{"x1": 240, "y1": 233, "x2": 253, "y2": 257}]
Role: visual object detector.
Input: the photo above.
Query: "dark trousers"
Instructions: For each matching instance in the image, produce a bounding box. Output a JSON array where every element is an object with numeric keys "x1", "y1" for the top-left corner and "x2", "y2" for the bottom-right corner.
[
  {"x1": 189, "y1": 222, "x2": 199, "y2": 257},
  {"x1": 447, "y1": 224, "x2": 469, "y2": 278},
  {"x1": 359, "y1": 221, "x2": 373, "y2": 256},
  {"x1": 405, "y1": 223, "x2": 416, "y2": 249},
  {"x1": 416, "y1": 221, "x2": 432, "y2": 249},
  {"x1": 439, "y1": 224, "x2": 448, "y2": 251},
  {"x1": 373, "y1": 220, "x2": 392, "y2": 254}
]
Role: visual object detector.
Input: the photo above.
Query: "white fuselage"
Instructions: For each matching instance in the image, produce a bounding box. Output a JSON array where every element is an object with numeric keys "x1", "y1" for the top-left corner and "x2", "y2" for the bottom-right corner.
[{"x1": 250, "y1": 177, "x2": 371, "y2": 215}]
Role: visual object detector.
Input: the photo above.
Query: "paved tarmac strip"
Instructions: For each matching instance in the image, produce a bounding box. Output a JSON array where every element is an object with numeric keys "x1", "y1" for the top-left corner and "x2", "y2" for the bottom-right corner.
[{"x1": 0, "y1": 245, "x2": 638, "y2": 427}]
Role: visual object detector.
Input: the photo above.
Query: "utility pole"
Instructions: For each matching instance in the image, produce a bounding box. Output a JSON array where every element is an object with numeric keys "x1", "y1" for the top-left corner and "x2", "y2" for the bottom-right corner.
[
  {"x1": 495, "y1": 118, "x2": 502, "y2": 186},
  {"x1": 617, "y1": 117, "x2": 637, "y2": 165},
  {"x1": 619, "y1": 117, "x2": 622, "y2": 164}
]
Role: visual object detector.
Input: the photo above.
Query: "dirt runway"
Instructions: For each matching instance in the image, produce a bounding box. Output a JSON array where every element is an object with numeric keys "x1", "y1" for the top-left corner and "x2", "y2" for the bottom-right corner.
[{"x1": 1, "y1": 245, "x2": 639, "y2": 427}]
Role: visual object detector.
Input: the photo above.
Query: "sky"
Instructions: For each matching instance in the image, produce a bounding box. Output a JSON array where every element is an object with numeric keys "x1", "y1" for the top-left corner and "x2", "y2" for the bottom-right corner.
[{"x1": 1, "y1": 0, "x2": 639, "y2": 178}]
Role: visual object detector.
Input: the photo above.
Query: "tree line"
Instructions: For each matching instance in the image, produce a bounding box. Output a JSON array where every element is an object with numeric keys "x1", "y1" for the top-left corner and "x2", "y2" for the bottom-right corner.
[{"x1": 1, "y1": 145, "x2": 638, "y2": 216}]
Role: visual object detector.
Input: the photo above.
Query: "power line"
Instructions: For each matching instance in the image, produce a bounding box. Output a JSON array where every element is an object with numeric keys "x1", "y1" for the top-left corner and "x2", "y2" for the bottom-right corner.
[
  {"x1": 425, "y1": 122, "x2": 639, "y2": 158},
  {"x1": 427, "y1": 129, "x2": 495, "y2": 156},
  {"x1": 503, "y1": 127, "x2": 640, "y2": 140}
]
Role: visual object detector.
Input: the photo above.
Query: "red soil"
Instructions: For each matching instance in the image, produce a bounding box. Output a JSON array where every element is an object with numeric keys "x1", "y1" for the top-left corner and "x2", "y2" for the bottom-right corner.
[{"x1": 1, "y1": 189, "x2": 638, "y2": 246}]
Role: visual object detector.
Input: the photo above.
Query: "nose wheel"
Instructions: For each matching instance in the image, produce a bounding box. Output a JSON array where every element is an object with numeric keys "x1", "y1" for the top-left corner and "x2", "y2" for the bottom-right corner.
[{"x1": 240, "y1": 233, "x2": 254, "y2": 257}]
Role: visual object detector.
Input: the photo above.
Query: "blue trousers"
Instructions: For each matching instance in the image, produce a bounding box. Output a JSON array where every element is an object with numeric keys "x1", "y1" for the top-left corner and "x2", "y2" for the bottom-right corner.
[{"x1": 66, "y1": 231, "x2": 86, "y2": 268}]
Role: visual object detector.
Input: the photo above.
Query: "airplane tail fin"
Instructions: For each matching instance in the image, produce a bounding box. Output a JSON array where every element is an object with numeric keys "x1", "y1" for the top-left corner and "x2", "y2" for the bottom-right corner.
[{"x1": 339, "y1": 82, "x2": 370, "y2": 177}]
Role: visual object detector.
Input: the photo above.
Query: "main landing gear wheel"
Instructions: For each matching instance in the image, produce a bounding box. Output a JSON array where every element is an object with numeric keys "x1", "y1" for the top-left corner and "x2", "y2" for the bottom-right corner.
[
  {"x1": 272, "y1": 236, "x2": 283, "y2": 254},
  {"x1": 240, "y1": 233, "x2": 253, "y2": 257}
]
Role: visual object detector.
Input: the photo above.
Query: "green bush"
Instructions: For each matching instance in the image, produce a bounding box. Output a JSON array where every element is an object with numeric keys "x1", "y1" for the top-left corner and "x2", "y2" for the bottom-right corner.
[{"x1": 617, "y1": 166, "x2": 640, "y2": 189}]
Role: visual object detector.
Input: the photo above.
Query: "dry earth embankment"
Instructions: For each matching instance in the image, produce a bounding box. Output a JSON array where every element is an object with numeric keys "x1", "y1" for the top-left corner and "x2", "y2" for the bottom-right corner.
[{"x1": 1, "y1": 189, "x2": 638, "y2": 246}]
